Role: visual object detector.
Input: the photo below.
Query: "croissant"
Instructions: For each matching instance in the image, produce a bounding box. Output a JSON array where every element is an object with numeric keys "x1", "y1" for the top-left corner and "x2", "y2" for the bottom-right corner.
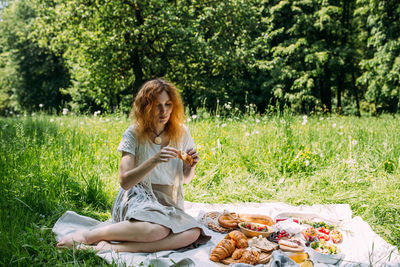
[
  {"x1": 226, "y1": 230, "x2": 248, "y2": 248},
  {"x1": 209, "y1": 239, "x2": 236, "y2": 262},
  {"x1": 239, "y1": 250, "x2": 260, "y2": 265},
  {"x1": 232, "y1": 248, "x2": 246, "y2": 260}
]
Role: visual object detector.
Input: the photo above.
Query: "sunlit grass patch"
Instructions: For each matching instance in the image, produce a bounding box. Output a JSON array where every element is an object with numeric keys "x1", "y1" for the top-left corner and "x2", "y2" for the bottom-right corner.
[{"x1": 0, "y1": 113, "x2": 399, "y2": 265}]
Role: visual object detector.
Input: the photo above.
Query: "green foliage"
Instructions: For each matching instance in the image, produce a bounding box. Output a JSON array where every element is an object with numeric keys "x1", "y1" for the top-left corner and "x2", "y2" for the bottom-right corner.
[
  {"x1": 0, "y1": 0, "x2": 399, "y2": 114},
  {"x1": 0, "y1": 0, "x2": 70, "y2": 114},
  {"x1": 357, "y1": 0, "x2": 400, "y2": 113}
]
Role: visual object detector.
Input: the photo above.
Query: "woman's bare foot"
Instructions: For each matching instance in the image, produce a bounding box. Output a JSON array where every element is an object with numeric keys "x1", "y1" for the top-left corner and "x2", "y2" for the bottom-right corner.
[{"x1": 56, "y1": 229, "x2": 90, "y2": 248}]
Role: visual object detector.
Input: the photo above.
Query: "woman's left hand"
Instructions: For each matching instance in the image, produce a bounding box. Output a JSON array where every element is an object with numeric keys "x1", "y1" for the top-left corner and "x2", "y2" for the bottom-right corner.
[{"x1": 186, "y1": 148, "x2": 199, "y2": 167}]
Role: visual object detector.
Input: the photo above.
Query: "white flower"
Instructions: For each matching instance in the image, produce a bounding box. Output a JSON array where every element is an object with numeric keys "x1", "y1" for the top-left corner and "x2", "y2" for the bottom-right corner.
[
  {"x1": 302, "y1": 120, "x2": 307, "y2": 125},
  {"x1": 217, "y1": 139, "x2": 221, "y2": 149},
  {"x1": 245, "y1": 132, "x2": 250, "y2": 137},
  {"x1": 221, "y1": 123, "x2": 227, "y2": 128},
  {"x1": 60, "y1": 122, "x2": 64, "y2": 126},
  {"x1": 352, "y1": 140, "x2": 358, "y2": 145},
  {"x1": 39, "y1": 104, "x2": 44, "y2": 108},
  {"x1": 254, "y1": 130, "x2": 260, "y2": 134},
  {"x1": 339, "y1": 125, "x2": 344, "y2": 129},
  {"x1": 216, "y1": 115, "x2": 220, "y2": 118},
  {"x1": 339, "y1": 132, "x2": 343, "y2": 135},
  {"x1": 256, "y1": 119, "x2": 260, "y2": 123},
  {"x1": 319, "y1": 117, "x2": 324, "y2": 121},
  {"x1": 228, "y1": 118, "x2": 232, "y2": 122},
  {"x1": 304, "y1": 160, "x2": 310, "y2": 166},
  {"x1": 332, "y1": 123, "x2": 336, "y2": 128},
  {"x1": 50, "y1": 118, "x2": 54, "y2": 122},
  {"x1": 187, "y1": 118, "x2": 191, "y2": 122},
  {"x1": 9, "y1": 111, "x2": 13, "y2": 114},
  {"x1": 191, "y1": 114, "x2": 197, "y2": 119},
  {"x1": 80, "y1": 122, "x2": 84, "y2": 125},
  {"x1": 303, "y1": 115, "x2": 308, "y2": 120},
  {"x1": 62, "y1": 108, "x2": 68, "y2": 115},
  {"x1": 106, "y1": 118, "x2": 110, "y2": 122}
]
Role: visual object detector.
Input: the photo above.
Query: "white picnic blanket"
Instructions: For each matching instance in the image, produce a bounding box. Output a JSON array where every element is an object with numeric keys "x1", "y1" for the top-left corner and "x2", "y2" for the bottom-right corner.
[{"x1": 53, "y1": 202, "x2": 400, "y2": 267}]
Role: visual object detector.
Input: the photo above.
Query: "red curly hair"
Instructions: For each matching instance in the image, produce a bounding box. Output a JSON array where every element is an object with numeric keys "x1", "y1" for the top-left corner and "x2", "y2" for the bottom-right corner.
[{"x1": 131, "y1": 78, "x2": 186, "y2": 145}]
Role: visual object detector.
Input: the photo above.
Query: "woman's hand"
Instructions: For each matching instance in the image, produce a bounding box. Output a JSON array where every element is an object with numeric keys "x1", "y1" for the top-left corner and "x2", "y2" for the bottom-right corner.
[
  {"x1": 153, "y1": 146, "x2": 178, "y2": 163},
  {"x1": 186, "y1": 148, "x2": 199, "y2": 167}
]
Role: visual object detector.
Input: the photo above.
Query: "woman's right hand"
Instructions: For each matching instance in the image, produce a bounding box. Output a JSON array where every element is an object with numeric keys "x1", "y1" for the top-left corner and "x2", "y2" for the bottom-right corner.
[{"x1": 152, "y1": 146, "x2": 178, "y2": 163}]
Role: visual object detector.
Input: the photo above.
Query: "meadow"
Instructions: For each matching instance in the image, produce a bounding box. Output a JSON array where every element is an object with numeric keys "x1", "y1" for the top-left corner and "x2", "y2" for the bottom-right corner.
[{"x1": 0, "y1": 111, "x2": 399, "y2": 266}]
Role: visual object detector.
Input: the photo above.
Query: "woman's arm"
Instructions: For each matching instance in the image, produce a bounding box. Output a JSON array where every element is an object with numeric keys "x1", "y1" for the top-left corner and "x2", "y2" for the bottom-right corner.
[
  {"x1": 183, "y1": 148, "x2": 199, "y2": 184},
  {"x1": 119, "y1": 147, "x2": 178, "y2": 190}
]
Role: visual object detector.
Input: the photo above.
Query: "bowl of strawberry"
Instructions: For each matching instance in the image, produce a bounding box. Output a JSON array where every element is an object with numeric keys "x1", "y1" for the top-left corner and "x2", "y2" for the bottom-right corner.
[{"x1": 239, "y1": 222, "x2": 273, "y2": 237}]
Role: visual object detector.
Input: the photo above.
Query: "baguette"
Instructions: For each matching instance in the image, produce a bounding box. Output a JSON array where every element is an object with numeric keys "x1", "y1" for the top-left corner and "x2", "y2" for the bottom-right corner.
[{"x1": 238, "y1": 213, "x2": 274, "y2": 226}]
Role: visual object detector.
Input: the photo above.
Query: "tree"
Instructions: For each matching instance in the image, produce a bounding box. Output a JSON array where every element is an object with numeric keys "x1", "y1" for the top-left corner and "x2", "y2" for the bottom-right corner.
[
  {"x1": 357, "y1": 0, "x2": 400, "y2": 113},
  {"x1": 0, "y1": 0, "x2": 70, "y2": 113}
]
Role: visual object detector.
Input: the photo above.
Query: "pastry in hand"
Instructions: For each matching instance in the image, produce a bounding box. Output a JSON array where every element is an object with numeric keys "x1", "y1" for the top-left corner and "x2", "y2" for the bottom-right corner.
[
  {"x1": 177, "y1": 150, "x2": 194, "y2": 165},
  {"x1": 209, "y1": 239, "x2": 236, "y2": 262}
]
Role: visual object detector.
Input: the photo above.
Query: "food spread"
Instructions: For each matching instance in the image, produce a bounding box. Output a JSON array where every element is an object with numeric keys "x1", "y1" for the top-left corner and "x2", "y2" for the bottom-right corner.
[{"x1": 204, "y1": 211, "x2": 345, "y2": 265}]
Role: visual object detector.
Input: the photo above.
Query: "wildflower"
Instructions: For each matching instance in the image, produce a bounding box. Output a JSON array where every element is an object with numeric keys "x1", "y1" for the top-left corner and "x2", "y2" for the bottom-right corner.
[
  {"x1": 60, "y1": 122, "x2": 64, "y2": 126},
  {"x1": 319, "y1": 117, "x2": 324, "y2": 121},
  {"x1": 256, "y1": 119, "x2": 260, "y2": 123},
  {"x1": 254, "y1": 130, "x2": 260, "y2": 134},
  {"x1": 94, "y1": 110, "x2": 101, "y2": 116},
  {"x1": 245, "y1": 132, "x2": 250, "y2": 137},
  {"x1": 339, "y1": 132, "x2": 343, "y2": 135},
  {"x1": 216, "y1": 115, "x2": 220, "y2": 118},
  {"x1": 339, "y1": 125, "x2": 344, "y2": 129},
  {"x1": 191, "y1": 114, "x2": 198, "y2": 119},
  {"x1": 39, "y1": 104, "x2": 44, "y2": 108},
  {"x1": 332, "y1": 123, "x2": 336, "y2": 128},
  {"x1": 352, "y1": 140, "x2": 358, "y2": 145},
  {"x1": 106, "y1": 118, "x2": 110, "y2": 122},
  {"x1": 221, "y1": 123, "x2": 227, "y2": 128},
  {"x1": 302, "y1": 120, "x2": 307, "y2": 126},
  {"x1": 50, "y1": 118, "x2": 54, "y2": 122},
  {"x1": 80, "y1": 122, "x2": 84, "y2": 125},
  {"x1": 217, "y1": 139, "x2": 221, "y2": 149},
  {"x1": 187, "y1": 118, "x2": 191, "y2": 122},
  {"x1": 304, "y1": 160, "x2": 310, "y2": 166},
  {"x1": 62, "y1": 108, "x2": 68, "y2": 115},
  {"x1": 303, "y1": 115, "x2": 307, "y2": 120},
  {"x1": 39, "y1": 238, "x2": 43, "y2": 241}
]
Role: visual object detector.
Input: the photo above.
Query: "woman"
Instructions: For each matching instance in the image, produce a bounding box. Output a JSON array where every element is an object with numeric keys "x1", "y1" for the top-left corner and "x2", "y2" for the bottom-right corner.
[{"x1": 57, "y1": 78, "x2": 210, "y2": 252}]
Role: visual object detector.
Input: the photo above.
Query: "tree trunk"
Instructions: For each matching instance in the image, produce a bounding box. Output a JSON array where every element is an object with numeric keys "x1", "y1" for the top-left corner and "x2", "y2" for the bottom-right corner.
[
  {"x1": 337, "y1": 73, "x2": 344, "y2": 114},
  {"x1": 351, "y1": 72, "x2": 361, "y2": 117},
  {"x1": 320, "y1": 64, "x2": 332, "y2": 113}
]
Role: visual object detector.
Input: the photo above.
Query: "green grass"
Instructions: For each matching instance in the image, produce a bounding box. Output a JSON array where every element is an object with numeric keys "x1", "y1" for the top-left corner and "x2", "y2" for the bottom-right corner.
[{"x1": 0, "y1": 113, "x2": 399, "y2": 266}]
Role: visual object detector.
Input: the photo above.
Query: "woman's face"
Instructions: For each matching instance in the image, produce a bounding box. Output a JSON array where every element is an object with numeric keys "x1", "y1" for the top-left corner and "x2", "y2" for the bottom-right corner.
[{"x1": 154, "y1": 90, "x2": 173, "y2": 127}]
